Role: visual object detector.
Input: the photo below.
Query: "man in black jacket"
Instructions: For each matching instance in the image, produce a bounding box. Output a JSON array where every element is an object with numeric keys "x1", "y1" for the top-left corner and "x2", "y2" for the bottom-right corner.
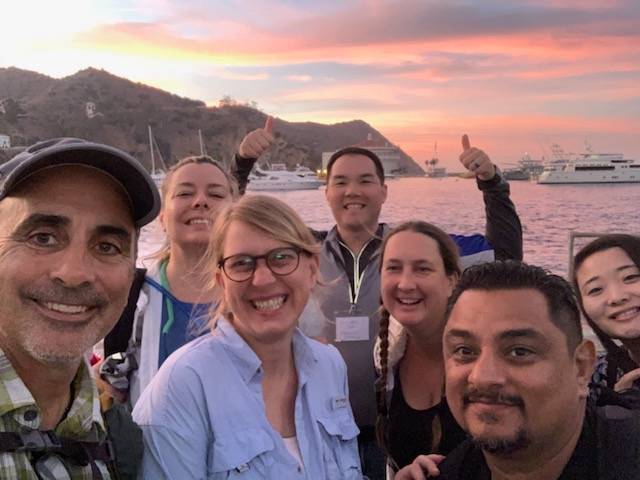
[{"x1": 397, "y1": 261, "x2": 640, "y2": 480}]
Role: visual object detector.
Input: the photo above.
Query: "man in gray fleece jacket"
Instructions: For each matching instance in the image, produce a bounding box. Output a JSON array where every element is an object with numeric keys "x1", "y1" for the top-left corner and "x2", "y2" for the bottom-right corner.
[{"x1": 236, "y1": 121, "x2": 523, "y2": 479}]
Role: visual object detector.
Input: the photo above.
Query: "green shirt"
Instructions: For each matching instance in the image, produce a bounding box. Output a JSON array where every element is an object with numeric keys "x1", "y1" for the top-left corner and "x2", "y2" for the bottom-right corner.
[{"x1": 0, "y1": 348, "x2": 111, "y2": 479}]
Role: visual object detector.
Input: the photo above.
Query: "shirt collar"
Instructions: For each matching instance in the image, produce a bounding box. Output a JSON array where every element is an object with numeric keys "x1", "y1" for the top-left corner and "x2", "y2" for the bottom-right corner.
[
  {"x1": 291, "y1": 327, "x2": 318, "y2": 385},
  {"x1": 327, "y1": 224, "x2": 386, "y2": 251},
  {"x1": 0, "y1": 348, "x2": 105, "y2": 436},
  {"x1": 216, "y1": 317, "x2": 318, "y2": 384},
  {"x1": 58, "y1": 359, "x2": 106, "y2": 437},
  {"x1": 0, "y1": 348, "x2": 35, "y2": 416}
]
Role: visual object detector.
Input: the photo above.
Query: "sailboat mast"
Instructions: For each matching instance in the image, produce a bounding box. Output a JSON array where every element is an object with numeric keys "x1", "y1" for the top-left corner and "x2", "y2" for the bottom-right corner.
[
  {"x1": 148, "y1": 125, "x2": 156, "y2": 174},
  {"x1": 198, "y1": 129, "x2": 206, "y2": 156}
]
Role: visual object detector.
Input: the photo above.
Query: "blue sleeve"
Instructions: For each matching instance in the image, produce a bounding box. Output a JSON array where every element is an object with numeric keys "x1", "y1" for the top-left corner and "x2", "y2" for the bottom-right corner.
[
  {"x1": 450, "y1": 233, "x2": 492, "y2": 258},
  {"x1": 133, "y1": 356, "x2": 211, "y2": 479},
  {"x1": 138, "y1": 424, "x2": 209, "y2": 480},
  {"x1": 450, "y1": 233, "x2": 495, "y2": 269},
  {"x1": 326, "y1": 345, "x2": 363, "y2": 473}
]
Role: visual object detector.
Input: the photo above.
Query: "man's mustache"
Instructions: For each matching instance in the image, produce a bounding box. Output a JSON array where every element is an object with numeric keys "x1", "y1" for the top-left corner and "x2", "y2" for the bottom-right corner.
[
  {"x1": 463, "y1": 386, "x2": 524, "y2": 408},
  {"x1": 22, "y1": 283, "x2": 107, "y2": 308}
]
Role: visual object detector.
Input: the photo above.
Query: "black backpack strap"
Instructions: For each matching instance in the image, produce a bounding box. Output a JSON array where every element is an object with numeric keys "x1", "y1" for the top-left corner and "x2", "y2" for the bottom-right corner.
[
  {"x1": 103, "y1": 403, "x2": 143, "y2": 480},
  {"x1": 0, "y1": 430, "x2": 115, "y2": 479},
  {"x1": 104, "y1": 268, "x2": 147, "y2": 357}
]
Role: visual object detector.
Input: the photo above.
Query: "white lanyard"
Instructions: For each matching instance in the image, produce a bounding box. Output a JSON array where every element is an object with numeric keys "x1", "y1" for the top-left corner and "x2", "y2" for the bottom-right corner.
[{"x1": 338, "y1": 238, "x2": 374, "y2": 306}]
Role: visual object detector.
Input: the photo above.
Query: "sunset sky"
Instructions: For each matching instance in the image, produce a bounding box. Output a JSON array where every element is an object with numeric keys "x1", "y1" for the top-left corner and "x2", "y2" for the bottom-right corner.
[{"x1": 2, "y1": 0, "x2": 639, "y2": 168}]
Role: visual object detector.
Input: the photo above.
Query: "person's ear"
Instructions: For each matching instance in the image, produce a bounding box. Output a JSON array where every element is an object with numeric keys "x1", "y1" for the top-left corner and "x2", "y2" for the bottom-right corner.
[
  {"x1": 307, "y1": 254, "x2": 320, "y2": 287},
  {"x1": 446, "y1": 271, "x2": 459, "y2": 297},
  {"x1": 158, "y1": 209, "x2": 167, "y2": 232},
  {"x1": 215, "y1": 267, "x2": 226, "y2": 290},
  {"x1": 574, "y1": 339, "x2": 596, "y2": 399}
]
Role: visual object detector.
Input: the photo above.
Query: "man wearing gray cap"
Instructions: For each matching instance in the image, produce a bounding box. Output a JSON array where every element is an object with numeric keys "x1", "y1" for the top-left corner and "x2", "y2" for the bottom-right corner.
[{"x1": 0, "y1": 138, "x2": 160, "y2": 479}]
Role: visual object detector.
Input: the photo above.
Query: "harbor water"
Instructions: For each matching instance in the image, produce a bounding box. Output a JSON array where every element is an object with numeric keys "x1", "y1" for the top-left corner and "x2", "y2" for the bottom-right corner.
[{"x1": 140, "y1": 177, "x2": 640, "y2": 277}]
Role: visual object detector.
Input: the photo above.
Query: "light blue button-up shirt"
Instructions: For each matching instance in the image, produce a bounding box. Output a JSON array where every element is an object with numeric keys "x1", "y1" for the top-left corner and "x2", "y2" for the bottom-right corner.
[{"x1": 132, "y1": 318, "x2": 362, "y2": 479}]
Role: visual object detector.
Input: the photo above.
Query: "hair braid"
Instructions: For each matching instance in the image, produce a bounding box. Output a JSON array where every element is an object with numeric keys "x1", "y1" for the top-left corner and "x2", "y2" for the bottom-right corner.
[
  {"x1": 430, "y1": 412, "x2": 442, "y2": 453},
  {"x1": 375, "y1": 307, "x2": 392, "y2": 458}
]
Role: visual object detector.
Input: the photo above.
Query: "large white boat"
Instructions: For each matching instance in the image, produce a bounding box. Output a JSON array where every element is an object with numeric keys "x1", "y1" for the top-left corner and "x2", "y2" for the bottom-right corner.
[
  {"x1": 247, "y1": 163, "x2": 324, "y2": 191},
  {"x1": 538, "y1": 144, "x2": 640, "y2": 184}
]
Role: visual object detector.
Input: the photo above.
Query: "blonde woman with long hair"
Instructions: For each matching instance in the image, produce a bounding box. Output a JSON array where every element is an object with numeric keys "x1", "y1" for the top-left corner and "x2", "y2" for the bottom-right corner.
[
  {"x1": 133, "y1": 195, "x2": 362, "y2": 479},
  {"x1": 103, "y1": 155, "x2": 239, "y2": 406}
]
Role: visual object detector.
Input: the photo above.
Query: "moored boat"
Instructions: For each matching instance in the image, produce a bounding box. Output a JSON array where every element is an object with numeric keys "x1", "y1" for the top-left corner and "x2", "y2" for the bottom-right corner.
[
  {"x1": 538, "y1": 144, "x2": 640, "y2": 184},
  {"x1": 502, "y1": 153, "x2": 544, "y2": 181},
  {"x1": 424, "y1": 142, "x2": 447, "y2": 178},
  {"x1": 247, "y1": 164, "x2": 324, "y2": 191},
  {"x1": 148, "y1": 126, "x2": 167, "y2": 187}
]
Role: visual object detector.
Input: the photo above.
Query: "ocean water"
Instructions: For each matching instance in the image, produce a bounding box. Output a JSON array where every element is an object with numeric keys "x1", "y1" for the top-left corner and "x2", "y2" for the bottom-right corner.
[{"x1": 140, "y1": 177, "x2": 640, "y2": 277}]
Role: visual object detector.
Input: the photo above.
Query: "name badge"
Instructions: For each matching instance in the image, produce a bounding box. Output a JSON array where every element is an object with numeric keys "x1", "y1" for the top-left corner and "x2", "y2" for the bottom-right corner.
[{"x1": 335, "y1": 315, "x2": 369, "y2": 342}]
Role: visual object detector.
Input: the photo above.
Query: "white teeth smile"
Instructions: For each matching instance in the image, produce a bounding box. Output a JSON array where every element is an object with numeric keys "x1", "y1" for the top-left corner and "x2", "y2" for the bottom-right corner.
[
  {"x1": 252, "y1": 296, "x2": 286, "y2": 311},
  {"x1": 44, "y1": 302, "x2": 90, "y2": 314},
  {"x1": 188, "y1": 218, "x2": 210, "y2": 225},
  {"x1": 612, "y1": 307, "x2": 640, "y2": 321},
  {"x1": 345, "y1": 204, "x2": 364, "y2": 210},
  {"x1": 397, "y1": 298, "x2": 421, "y2": 305}
]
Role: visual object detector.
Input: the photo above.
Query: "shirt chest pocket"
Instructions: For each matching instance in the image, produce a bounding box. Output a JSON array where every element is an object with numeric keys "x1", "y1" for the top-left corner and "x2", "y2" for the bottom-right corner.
[
  {"x1": 317, "y1": 414, "x2": 362, "y2": 480},
  {"x1": 208, "y1": 428, "x2": 276, "y2": 479}
]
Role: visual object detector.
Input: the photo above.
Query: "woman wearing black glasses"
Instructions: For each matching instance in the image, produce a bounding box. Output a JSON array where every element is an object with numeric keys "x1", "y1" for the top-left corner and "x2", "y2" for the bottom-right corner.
[{"x1": 132, "y1": 194, "x2": 362, "y2": 479}]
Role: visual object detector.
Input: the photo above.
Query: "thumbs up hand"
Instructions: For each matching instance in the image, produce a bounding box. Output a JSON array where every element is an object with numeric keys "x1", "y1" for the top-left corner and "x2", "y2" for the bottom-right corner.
[
  {"x1": 238, "y1": 116, "x2": 275, "y2": 159},
  {"x1": 459, "y1": 134, "x2": 496, "y2": 181}
]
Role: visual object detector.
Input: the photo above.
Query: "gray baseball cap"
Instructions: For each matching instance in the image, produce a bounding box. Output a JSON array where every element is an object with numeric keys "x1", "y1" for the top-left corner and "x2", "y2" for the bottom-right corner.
[{"x1": 0, "y1": 138, "x2": 161, "y2": 228}]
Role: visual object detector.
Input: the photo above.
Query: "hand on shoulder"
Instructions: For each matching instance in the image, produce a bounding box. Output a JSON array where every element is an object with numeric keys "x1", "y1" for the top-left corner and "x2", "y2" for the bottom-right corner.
[
  {"x1": 615, "y1": 367, "x2": 640, "y2": 392},
  {"x1": 395, "y1": 454, "x2": 446, "y2": 480}
]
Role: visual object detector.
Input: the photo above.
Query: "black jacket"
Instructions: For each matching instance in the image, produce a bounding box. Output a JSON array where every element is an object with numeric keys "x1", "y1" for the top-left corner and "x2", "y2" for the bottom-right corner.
[{"x1": 437, "y1": 405, "x2": 640, "y2": 480}]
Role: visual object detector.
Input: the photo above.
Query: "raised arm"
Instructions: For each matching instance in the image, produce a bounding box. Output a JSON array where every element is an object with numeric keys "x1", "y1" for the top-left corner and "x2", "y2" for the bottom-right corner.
[
  {"x1": 232, "y1": 116, "x2": 275, "y2": 194},
  {"x1": 459, "y1": 134, "x2": 523, "y2": 261}
]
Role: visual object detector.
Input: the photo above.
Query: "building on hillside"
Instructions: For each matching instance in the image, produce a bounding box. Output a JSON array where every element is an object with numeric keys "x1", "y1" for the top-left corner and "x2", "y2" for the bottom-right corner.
[
  {"x1": 0, "y1": 134, "x2": 10, "y2": 149},
  {"x1": 85, "y1": 102, "x2": 104, "y2": 119},
  {"x1": 322, "y1": 133, "x2": 403, "y2": 177}
]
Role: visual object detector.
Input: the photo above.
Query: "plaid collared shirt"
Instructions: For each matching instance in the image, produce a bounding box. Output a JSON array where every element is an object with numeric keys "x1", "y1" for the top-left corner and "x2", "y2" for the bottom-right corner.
[{"x1": 0, "y1": 349, "x2": 112, "y2": 479}]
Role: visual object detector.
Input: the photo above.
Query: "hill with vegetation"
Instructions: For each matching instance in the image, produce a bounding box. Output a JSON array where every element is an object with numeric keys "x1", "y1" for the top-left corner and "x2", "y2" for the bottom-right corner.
[{"x1": 0, "y1": 67, "x2": 422, "y2": 174}]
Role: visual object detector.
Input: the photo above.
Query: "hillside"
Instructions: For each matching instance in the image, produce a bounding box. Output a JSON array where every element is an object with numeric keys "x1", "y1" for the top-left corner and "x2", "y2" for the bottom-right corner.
[{"x1": 0, "y1": 67, "x2": 422, "y2": 174}]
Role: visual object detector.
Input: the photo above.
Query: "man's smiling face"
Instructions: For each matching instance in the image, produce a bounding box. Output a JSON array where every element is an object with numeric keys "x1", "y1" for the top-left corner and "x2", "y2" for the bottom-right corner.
[
  {"x1": 325, "y1": 153, "x2": 387, "y2": 235},
  {"x1": 0, "y1": 165, "x2": 135, "y2": 365},
  {"x1": 444, "y1": 288, "x2": 592, "y2": 457}
]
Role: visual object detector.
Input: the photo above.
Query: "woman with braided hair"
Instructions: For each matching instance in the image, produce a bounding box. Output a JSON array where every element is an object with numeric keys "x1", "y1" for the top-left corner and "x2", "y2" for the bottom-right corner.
[{"x1": 374, "y1": 221, "x2": 467, "y2": 478}]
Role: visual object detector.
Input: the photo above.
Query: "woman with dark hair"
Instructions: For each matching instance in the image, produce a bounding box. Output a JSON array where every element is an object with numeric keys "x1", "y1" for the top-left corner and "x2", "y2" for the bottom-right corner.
[
  {"x1": 573, "y1": 233, "x2": 640, "y2": 403},
  {"x1": 374, "y1": 221, "x2": 467, "y2": 478}
]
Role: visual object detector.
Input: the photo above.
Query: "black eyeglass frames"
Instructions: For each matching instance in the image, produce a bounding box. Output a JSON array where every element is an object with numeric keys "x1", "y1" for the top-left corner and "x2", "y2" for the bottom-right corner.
[{"x1": 218, "y1": 247, "x2": 309, "y2": 282}]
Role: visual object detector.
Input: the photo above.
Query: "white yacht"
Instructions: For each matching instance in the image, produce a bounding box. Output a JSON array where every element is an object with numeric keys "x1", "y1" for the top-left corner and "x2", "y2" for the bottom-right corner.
[
  {"x1": 538, "y1": 144, "x2": 640, "y2": 184},
  {"x1": 247, "y1": 164, "x2": 324, "y2": 191}
]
